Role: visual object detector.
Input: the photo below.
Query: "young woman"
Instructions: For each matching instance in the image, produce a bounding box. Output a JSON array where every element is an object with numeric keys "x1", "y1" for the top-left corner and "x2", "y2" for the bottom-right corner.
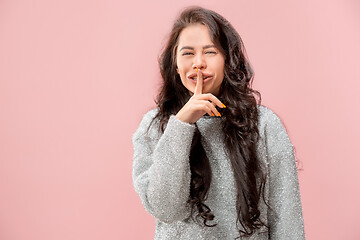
[{"x1": 132, "y1": 6, "x2": 305, "y2": 240}]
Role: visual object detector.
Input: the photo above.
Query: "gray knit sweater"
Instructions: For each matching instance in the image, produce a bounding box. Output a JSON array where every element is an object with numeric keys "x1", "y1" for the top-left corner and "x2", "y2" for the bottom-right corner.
[{"x1": 132, "y1": 105, "x2": 305, "y2": 240}]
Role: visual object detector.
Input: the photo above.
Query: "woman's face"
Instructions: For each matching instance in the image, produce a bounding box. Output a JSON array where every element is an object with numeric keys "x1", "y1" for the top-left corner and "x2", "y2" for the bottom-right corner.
[{"x1": 176, "y1": 23, "x2": 225, "y2": 96}]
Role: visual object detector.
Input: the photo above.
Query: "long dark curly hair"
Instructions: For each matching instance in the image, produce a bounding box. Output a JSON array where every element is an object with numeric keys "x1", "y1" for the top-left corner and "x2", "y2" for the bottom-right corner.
[{"x1": 146, "y1": 6, "x2": 273, "y2": 238}]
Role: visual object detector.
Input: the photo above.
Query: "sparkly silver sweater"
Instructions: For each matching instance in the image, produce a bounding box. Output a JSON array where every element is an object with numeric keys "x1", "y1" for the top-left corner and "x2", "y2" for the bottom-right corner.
[{"x1": 132, "y1": 105, "x2": 305, "y2": 240}]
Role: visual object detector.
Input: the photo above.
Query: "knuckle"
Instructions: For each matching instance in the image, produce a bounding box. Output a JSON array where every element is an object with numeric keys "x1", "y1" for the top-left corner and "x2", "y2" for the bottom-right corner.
[{"x1": 208, "y1": 103, "x2": 215, "y2": 110}]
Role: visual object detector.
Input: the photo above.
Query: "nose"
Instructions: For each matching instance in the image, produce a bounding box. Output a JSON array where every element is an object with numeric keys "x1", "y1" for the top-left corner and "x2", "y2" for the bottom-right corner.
[{"x1": 192, "y1": 54, "x2": 206, "y2": 70}]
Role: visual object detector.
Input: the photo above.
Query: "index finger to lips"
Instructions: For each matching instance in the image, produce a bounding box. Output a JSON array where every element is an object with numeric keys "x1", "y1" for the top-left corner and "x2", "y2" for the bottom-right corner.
[{"x1": 194, "y1": 67, "x2": 203, "y2": 95}]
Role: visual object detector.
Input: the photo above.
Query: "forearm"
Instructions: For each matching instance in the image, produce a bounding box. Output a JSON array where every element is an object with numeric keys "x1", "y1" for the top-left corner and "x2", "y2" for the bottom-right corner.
[
  {"x1": 133, "y1": 113, "x2": 196, "y2": 223},
  {"x1": 146, "y1": 115, "x2": 196, "y2": 221}
]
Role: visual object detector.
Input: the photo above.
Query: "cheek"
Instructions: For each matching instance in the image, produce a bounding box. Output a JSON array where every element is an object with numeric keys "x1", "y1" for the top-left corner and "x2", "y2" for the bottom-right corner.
[
  {"x1": 176, "y1": 63, "x2": 188, "y2": 78},
  {"x1": 177, "y1": 68, "x2": 188, "y2": 84},
  {"x1": 217, "y1": 61, "x2": 225, "y2": 77},
  {"x1": 176, "y1": 62, "x2": 185, "y2": 75},
  {"x1": 177, "y1": 56, "x2": 193, "y2": 70},
  {"x1": 178, "y1": 69, "x2": 186, "y2": 79}
]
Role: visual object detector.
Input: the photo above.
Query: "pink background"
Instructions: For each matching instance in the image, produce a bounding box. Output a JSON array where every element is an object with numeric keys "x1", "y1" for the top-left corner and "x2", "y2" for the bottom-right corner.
[{"x1": 0, "y1": 0, "x2": 359, "y2": 239}]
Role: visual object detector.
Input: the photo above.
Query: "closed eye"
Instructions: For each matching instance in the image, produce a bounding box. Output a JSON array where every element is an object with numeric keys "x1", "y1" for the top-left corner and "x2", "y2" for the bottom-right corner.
[{"x1": 182, "y1": 51, "x2": 217, "y2": 56}]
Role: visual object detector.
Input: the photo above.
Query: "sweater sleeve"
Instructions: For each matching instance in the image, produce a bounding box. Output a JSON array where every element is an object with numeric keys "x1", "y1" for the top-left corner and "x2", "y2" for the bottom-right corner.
[
  {"x1": 264, "y1": 111, "x2": 305, "y2": 240},
  {"x1": 132, "y1": 109, "x2": 196, "y2": 223}
]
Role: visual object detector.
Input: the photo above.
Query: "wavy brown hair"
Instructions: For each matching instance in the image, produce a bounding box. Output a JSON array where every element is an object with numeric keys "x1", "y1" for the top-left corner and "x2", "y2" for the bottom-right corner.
[{"x1": 146, "y1": 6, "x2": 273, "y2": 238}]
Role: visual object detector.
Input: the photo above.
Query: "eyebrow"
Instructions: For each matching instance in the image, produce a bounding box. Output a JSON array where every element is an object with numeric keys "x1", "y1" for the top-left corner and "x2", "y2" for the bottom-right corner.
[{"x1": 179, "y1": 45, "x2": 217, "y2": 52}]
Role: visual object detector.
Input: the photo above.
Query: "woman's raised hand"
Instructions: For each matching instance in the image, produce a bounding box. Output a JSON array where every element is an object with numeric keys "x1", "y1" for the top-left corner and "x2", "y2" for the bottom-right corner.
[{"x1": 175, "y1": 68, "x2": 226, "y2": 124}]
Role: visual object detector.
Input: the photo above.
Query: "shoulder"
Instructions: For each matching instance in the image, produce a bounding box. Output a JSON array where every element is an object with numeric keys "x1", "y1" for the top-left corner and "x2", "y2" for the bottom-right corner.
[
  {"x1": 139, "y1": 107, "x2": 160, "y2": 125},
  {"x1": 256, "y1": 104, "x2": 292, "y2": 142},
  {"x1": 132, "y1": 107, "x2": 160, "y2": 141},
  {"x1": 257, "y1": 104, "x2": 294, "y2": 151},
  {"x1": 257, "y1": 104, "x2": 284, "y2": 129}
]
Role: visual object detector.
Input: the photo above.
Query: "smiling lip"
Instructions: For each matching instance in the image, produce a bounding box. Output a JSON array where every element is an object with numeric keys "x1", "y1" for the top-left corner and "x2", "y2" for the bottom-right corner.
[
  {"x1": 188, "y1": 76, "x2": 213, "y2": 83},
  {"x1": 187, "y1": 73, "x2": 213, "y2": 83}
]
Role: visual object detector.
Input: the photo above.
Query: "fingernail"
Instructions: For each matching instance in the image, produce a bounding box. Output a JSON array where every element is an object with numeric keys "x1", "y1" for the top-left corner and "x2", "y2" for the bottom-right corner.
[
  {"x1": 218, "y1": 112, "x2": 222, "y2": 117},
  {"x1": 222, "y1": 103, "x2": 226, "y2": 108},
  {"x1": 196, "y1": 67, "x2": 198, "y2": 73},
  {"x1": 211, "y1": 113, "x2": 215, "y2": 116}
]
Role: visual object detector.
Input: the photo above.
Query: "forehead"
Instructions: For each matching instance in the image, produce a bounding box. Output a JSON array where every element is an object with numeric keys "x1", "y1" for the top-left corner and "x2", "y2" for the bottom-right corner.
[{"x1": 177, "y1": 23, "x2": 214, "y2": 48}]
